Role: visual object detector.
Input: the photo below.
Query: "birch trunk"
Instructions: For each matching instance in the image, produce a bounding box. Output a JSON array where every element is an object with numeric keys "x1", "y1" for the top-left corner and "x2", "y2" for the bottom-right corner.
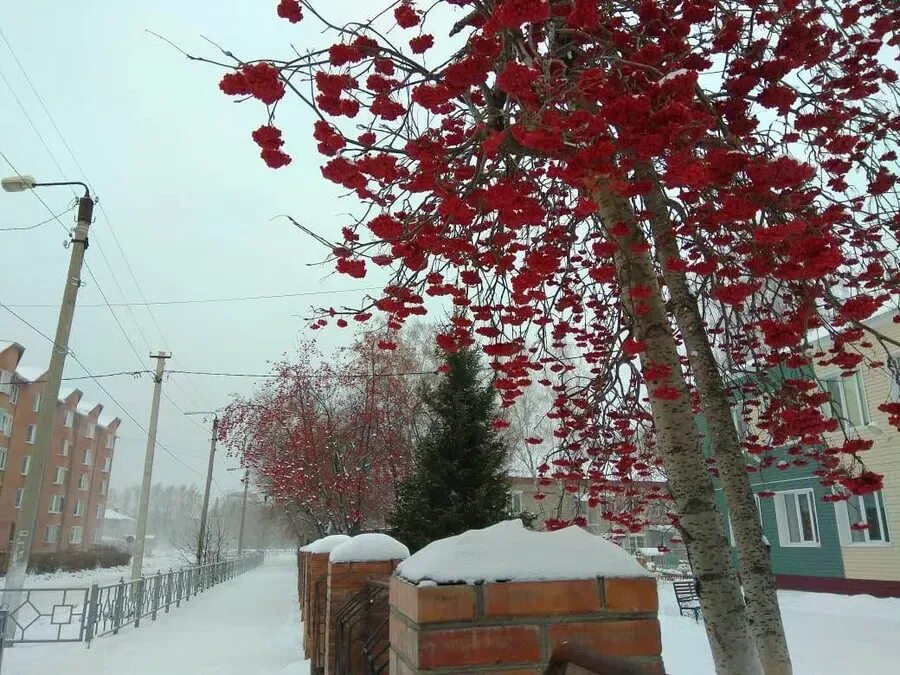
[
  {"x1": 590, "y1": 180, "x2": 762, "y2": 675},
  {"x1": 642, "y1": 172, "x2": 793, "y2": 675}
]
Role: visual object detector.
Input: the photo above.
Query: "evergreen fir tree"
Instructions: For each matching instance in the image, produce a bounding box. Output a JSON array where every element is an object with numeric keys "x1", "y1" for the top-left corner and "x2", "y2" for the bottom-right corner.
[{"x1": 390, "y1": 345, "x2": 511, "y2": 552}]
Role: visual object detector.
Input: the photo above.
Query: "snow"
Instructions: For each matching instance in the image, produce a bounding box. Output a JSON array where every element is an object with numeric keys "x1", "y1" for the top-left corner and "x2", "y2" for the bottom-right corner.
[
  {"x1": 15, "y1": 365, "x2": 45, "y2": 382},
  {"x1": 76, "y1": 399, "x2": 100, "y2": 414},
  {"x1": 299, "y1": 534, "x2": 351, "y2": 554},
  {"x1": 103, "y1": 508, "x2": 134, "y2": 521},
  {"x1": 397, "y1": 520, "x2": 650, "y2": 585},
  {"x1": 659, "y1": 68, "x2": 690, "y2": 83},
  {"x1": 329, "y1": 533, "x2": 410, "y2": 563},
  {"x1": 5, "y1": 554, "x2": 308, "y2": 675}
]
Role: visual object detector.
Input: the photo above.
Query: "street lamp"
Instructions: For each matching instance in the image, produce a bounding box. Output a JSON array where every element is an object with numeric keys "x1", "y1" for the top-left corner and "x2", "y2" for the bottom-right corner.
[
  {"x1": 185, "y1": 411, "x2": 219, "y2": 565},
  {"x1": 2, "y1": 175, "x2": 94, "y2": 624},
  {"x1": 227, "y1": 467, "x2": 250, "y2": 555}
]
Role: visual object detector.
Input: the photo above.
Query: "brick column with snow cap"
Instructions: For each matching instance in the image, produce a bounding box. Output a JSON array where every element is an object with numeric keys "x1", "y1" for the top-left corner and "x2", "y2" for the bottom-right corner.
[
  {"x1": 388, "y1": 520, "x2": 663, "y2": 674},
  {"x1": 298, "y1": 535, "x2": 351, "y2": 670},
  {"x1": 325, "y1": 533, "x2": 409, "y2": 675}
]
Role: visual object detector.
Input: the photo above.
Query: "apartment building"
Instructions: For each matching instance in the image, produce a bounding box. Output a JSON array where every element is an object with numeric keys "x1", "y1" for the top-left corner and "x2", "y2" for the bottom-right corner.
[{"x1": 0, "y1": 341, "x2": 120, "y2": 554}]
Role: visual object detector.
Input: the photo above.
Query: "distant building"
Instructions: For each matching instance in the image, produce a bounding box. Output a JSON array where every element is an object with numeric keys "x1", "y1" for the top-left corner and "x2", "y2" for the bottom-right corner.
[{"x1": 0, "y1": 341, "x2": 121, "y2": 554}]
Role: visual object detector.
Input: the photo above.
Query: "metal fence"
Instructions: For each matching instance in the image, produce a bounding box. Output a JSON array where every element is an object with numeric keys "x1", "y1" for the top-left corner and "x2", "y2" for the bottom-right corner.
[{"x1": 0, "y1": 551, "x2": 264, "y2": 648}]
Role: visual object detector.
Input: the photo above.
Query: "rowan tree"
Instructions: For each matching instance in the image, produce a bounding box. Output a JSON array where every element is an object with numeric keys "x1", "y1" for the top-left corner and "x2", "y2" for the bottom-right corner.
[{"x1": 193, "y1": 2, "x2": 900, "y2": 673}]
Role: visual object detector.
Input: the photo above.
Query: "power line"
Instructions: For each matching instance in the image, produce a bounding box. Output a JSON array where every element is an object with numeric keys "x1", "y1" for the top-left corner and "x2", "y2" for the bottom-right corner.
[
  {"x1": 0, "y1": 205, "x2": 76, "y2": 232},
  {"x1": 3, "y1": 286, "x2": 384, "y2": 308}
]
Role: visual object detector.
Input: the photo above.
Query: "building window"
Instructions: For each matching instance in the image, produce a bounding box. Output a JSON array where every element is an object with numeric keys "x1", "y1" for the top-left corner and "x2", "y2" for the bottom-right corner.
[
  {"x1": 93, "y1": 529, "x2": 102, "y2": 544},
  {"x1": 32, "y1": 393, "x2": 41, "y2": 413},
  {"x1": 105, "y1": 434, "x2": 116, "y2": 450},
  {"x1": 0, "y1": 370, "x2": 13, "y2": 396},
  {"x1": 509, "y1": 491, "x2": 523, "y2": 514},
  {"x1": 15, "y1": 488, "x2": 23, "y2": 509},
  {"x1": 69, "y1": 526, "x2": 83, "y2": 545},
  {"x1": 49, "y1": 494, "x2": 65, "y2": 514},
  {"x1": 822, "y1": 373, "x2": 869, "y2": 428},
  {"x1": 21, "y1": 455, "x2": 31, "y2": 476},
  {"x1": 0, "y1": 411, "x2": 12, "y2": 436},
  {"x1": 102, "y1": 456, "x2": 111, "y2": 472},
  {"x1": 73, "y1": 499, "x2": 85, "y2": 517},
  {"x1": 82, "y1": 448, "x2": 92, "y2": 465},
  {"x1": 61, "y1": 440, "x2": 70, "y2": 457},
  {"x1": 44, "y1": 525, "x2": 60, "y2": 544},
  {"x1": 64, "y1": 410, "x2": 74, "y2": 428},
  {"x1": 85, "y1": 423, "x2": 95, "y2": 439},
  {"x1": 53, "y1": 466, "x2": 66, "y2": 485},
  {"x1": 0, "y1": 445, "x2": 6, "y2": 471},
  {"x1": 100, "y1": 479, "x2": 108, "y2": 495},
  {"x1": 9, "y1": 384, "x2": 18, "y2": 405},
  {"x1": 25, "y1": 424, "x2": 37, "y2": 444},
  {"x1": 836, "y1": 490, "x2": 892, "y2": 546},
  {"x1": 774, "y1": 489, "x2": 820, "y2": 547},
  {"x1": 78, "y1": 474, "x2": 89, "y2": 491},
  {"x1": 96, "y1": 504, "x2": 104, "y2": 519}
]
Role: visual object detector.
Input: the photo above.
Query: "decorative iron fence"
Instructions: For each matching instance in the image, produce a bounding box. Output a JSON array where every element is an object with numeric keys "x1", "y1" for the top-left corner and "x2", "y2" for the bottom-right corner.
[
  {"x1": 0, "y1": 551, "x2": 264, "y2": 647},
  {"x1": 334, "y1": 580, "x2": 389, "y2": 675}
]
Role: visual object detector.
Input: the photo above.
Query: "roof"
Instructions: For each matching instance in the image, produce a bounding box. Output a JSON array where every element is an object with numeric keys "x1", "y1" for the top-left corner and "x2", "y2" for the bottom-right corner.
[
  {"x1": 58, "y1": 387, "x2": 79, "y2": 402},
  {"x1": 98, "y1": 413, "x2": 119, "y2": 427},
  {"x1": 103, "y1": 509, "x2": 134, "y2": 522},
  {"x1": 14, "y1": 365, "x2": 45, "y2": 382},
  {"x1": 0, "y1": 341, "x2": 24, "y2": 356},
  {"x1": 76, "y1": 400, "x2": 101, "y2": 415}
]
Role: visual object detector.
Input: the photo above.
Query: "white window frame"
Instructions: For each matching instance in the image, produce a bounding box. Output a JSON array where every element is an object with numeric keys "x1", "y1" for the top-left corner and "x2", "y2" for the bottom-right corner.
[
  {"x1": 82, "y1": 447, "x2": 92, "y2": 466},
  {"x1": 821, "y1": 372, "x2": 870, "y2": 428},
  {"x1": 0, "y1": 411, "x2": 11, "y2": 436},
  {"x1": 834, "y1": 490, "x2": 892, "y2": 547},
  {"x1": 15, "y1": 488, "x2": 24, "y2": 509},
  {"x1": 105, "y1": 433, "x2": 116, "y2": 450},
  {"x1": 9, "y1": 383, "x2": 18, "y2": 405},
  {"x1": 61, "y1": 440, "x2": 70, "y2": 457},
  {"x1": 53, "y1": 466, "x2": 66, "y2": 485},
  {"x1": 25, "y1": 424, "x2": 37, "y2": 444},
  {"x1": 100, "y1": 479, "x2": 108, "y2": 495},
  {"x1": 96, "y1": 504, "x2": 104, "y2": 519},
  {"x1": 78, "y1": 474, "x2": 89, "y2": 491},
  {"x1": 773, "y1": 489, "x2": 820, "y2": 547},
  {"x1": 64, "y1": 410, "x2": 74, "y2": 428},
  {"x1": 32, "y1": 393, "x2": 41, "y2": 413},
  {"x1": 44, "y1": 524, "x2": 60, "y2": 544},
  {"x1": 0, "y1": 445, "x2": 6, "y2": 471},
  {"x1": 21, "y1": 455, "x2": 31, "y2": 476},
  {"x1": 73, "y1": 499, "x2": 85, "y2": 517},
  {"x1": 0, "y1": 370, "x2": 13, "y2": 396},
  {"x1": 85, "y1": 423, "x2": 95, "y2": 439},
  {"x1": 102, "y1": 456, "x2": 111, "y2": 472},
  {"x1": 509, "y1": 490, "x2": 523, "y2": 514},
  {"x1": 69, "y1": 525, "x2": 83, "y2": 545},
  {"x1": 49, "y1": 494, "x2": 65, "y2": 514}
]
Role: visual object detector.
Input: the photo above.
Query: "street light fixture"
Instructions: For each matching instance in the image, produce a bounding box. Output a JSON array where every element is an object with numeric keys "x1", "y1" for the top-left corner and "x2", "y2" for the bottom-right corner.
[{"x1": 2, "y1": 175, "x2": 95, "y2": 628}]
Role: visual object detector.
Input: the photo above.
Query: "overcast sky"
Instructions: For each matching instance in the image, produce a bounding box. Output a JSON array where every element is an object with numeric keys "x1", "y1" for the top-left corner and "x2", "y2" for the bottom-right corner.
[{"x1": 0, "y1": 1, "x2": 392, "y2": 498}]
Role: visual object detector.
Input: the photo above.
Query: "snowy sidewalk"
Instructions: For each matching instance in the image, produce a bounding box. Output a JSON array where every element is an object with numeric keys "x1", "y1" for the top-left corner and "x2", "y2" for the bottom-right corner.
[{"x1": 5, "y1": 554, "x2": 308, "y2": 675}]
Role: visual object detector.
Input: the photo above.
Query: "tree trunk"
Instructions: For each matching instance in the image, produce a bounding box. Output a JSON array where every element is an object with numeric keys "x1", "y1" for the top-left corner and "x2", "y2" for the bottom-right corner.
[
  {"x1": 590, "y1": 180, "x2": 762, "y2": 675},
  {"x1": 641, "y1": 172, "x2": 793, "y2": 675}
]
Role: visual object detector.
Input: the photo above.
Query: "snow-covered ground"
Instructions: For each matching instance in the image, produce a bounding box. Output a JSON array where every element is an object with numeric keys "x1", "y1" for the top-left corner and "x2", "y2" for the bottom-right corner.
[
  {"x1": 5, "y1": 554, "x2": 308, "y2": 675},
  {"x1": 659, "y1": 581, "x2": 900, "y2": 674},
  {"x1": 4, "y1": 558, "x2": 899, "y2": 674}
]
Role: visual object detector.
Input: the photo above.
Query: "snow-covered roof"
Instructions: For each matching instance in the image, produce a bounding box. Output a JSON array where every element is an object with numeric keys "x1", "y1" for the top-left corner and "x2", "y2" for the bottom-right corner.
[
  {"x1": 300, "y1": 535, "x2": 351, "y2": 554},
  {"x1": 396, "y1": 520, "x2": 651, "y2": 585},
  {"x1": 77, "y1": 400, "x2": 100, "y2": 415},
  {"x1": 0, "y1": 341, "x2": 23, "y2": 355},
  {"x1": 98, "y1": 413, "x2": 118, "y2": 427},
  {"x1": 330, "y1": 533, "x2": 410, "y2": 563},
  {"x1": 14, "y1": 365, "x2": 45, "y2": 382},
  {"x1": 103, "y1": 509, "x2": 134, "y2": 522},
  {"x1": 58, "y1": 387, "x2": 78, "y2": 402}
]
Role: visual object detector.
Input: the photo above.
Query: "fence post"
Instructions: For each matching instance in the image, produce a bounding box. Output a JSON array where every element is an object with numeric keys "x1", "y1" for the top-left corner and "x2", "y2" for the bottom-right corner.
[
  {"x1": 165, "y1": 571, "x2": 173, "y2": 613},
  {"x1": 84, "y1": 583, "x2": 100, "y2": 646},
  {"x1": 0, "y1": 608, "x2": 7, "y2": 670},
  {"x1": 113, "y1": 577, "x2": 125, "y2": 635},
  {"x1": 134, "y1": 577, "x2": 145, "y2": 628},
  {"x1": 152, "y1": 572, "x2": 160, "y2": 621}
]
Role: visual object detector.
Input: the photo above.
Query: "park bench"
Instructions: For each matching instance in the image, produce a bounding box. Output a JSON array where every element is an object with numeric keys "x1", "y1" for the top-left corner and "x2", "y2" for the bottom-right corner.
[{"x1": 673, "y1": 579, "x2": 702, "y2": 622}]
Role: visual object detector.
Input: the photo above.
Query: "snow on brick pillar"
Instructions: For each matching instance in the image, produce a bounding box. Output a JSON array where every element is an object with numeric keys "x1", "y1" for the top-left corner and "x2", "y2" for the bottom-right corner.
[
  {"x1": 389, "y1": 520, "x2": 664, "y2": 674},
  {"x1": 299, "y1": 535, "x2": 350, "y2": 670},
  {"x1": 325, "y1": 534, "x2": 409, "y2": 675}
]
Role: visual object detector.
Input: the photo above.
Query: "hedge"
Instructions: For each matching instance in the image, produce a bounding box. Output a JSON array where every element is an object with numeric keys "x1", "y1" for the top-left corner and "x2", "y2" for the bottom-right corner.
[{"x1": 0, "y1": 545, "x2": 131, "y2": 575}]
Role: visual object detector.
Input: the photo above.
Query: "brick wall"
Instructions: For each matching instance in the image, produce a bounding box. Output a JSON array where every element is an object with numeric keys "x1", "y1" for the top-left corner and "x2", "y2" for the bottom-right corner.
[
  {"x1": 324, "y1": 559, "x2": 398, "y2": 675},
  {"x1": 389, "y1": 576, "x2": 663, "y2": 674}
]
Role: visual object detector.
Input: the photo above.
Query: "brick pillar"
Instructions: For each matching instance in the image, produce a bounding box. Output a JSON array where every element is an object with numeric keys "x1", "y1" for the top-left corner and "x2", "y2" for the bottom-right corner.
[
  {"x1": 389, "y1": 576, "x2": 663, "y2": 674},
  {"x1": 304, "y1": 552, "x2": 331, "y2": 671},
  {"x1": 325, "y1": 559, "x2": 399, "y2": 675}
]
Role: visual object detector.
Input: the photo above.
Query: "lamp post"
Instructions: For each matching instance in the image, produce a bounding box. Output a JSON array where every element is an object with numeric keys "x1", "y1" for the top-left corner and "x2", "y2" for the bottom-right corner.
[
  {"x1": 227, "y1": 467, "x2": 250, "y2": 555},
  {"x1": 185, "y1": 412, "x2": 218, "y2": 565},
  {"x1": 2, "y1": 175, "x2": 93, "y2": 613}
]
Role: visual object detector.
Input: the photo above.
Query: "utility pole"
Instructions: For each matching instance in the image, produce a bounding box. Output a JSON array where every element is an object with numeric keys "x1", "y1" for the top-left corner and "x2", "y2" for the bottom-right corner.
[
  {"x1": 238, "y1": 469, "x2": 249, "y2": 555},
  {"x1": 188, "y1": 414, "x2": 219, "y2": 565},
  {"x1": 131, "y1": 352, "x2": 170, "y2": 580},
  {"x1": 2, "y1": 184, "x2": 93, "y2": 611}
]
